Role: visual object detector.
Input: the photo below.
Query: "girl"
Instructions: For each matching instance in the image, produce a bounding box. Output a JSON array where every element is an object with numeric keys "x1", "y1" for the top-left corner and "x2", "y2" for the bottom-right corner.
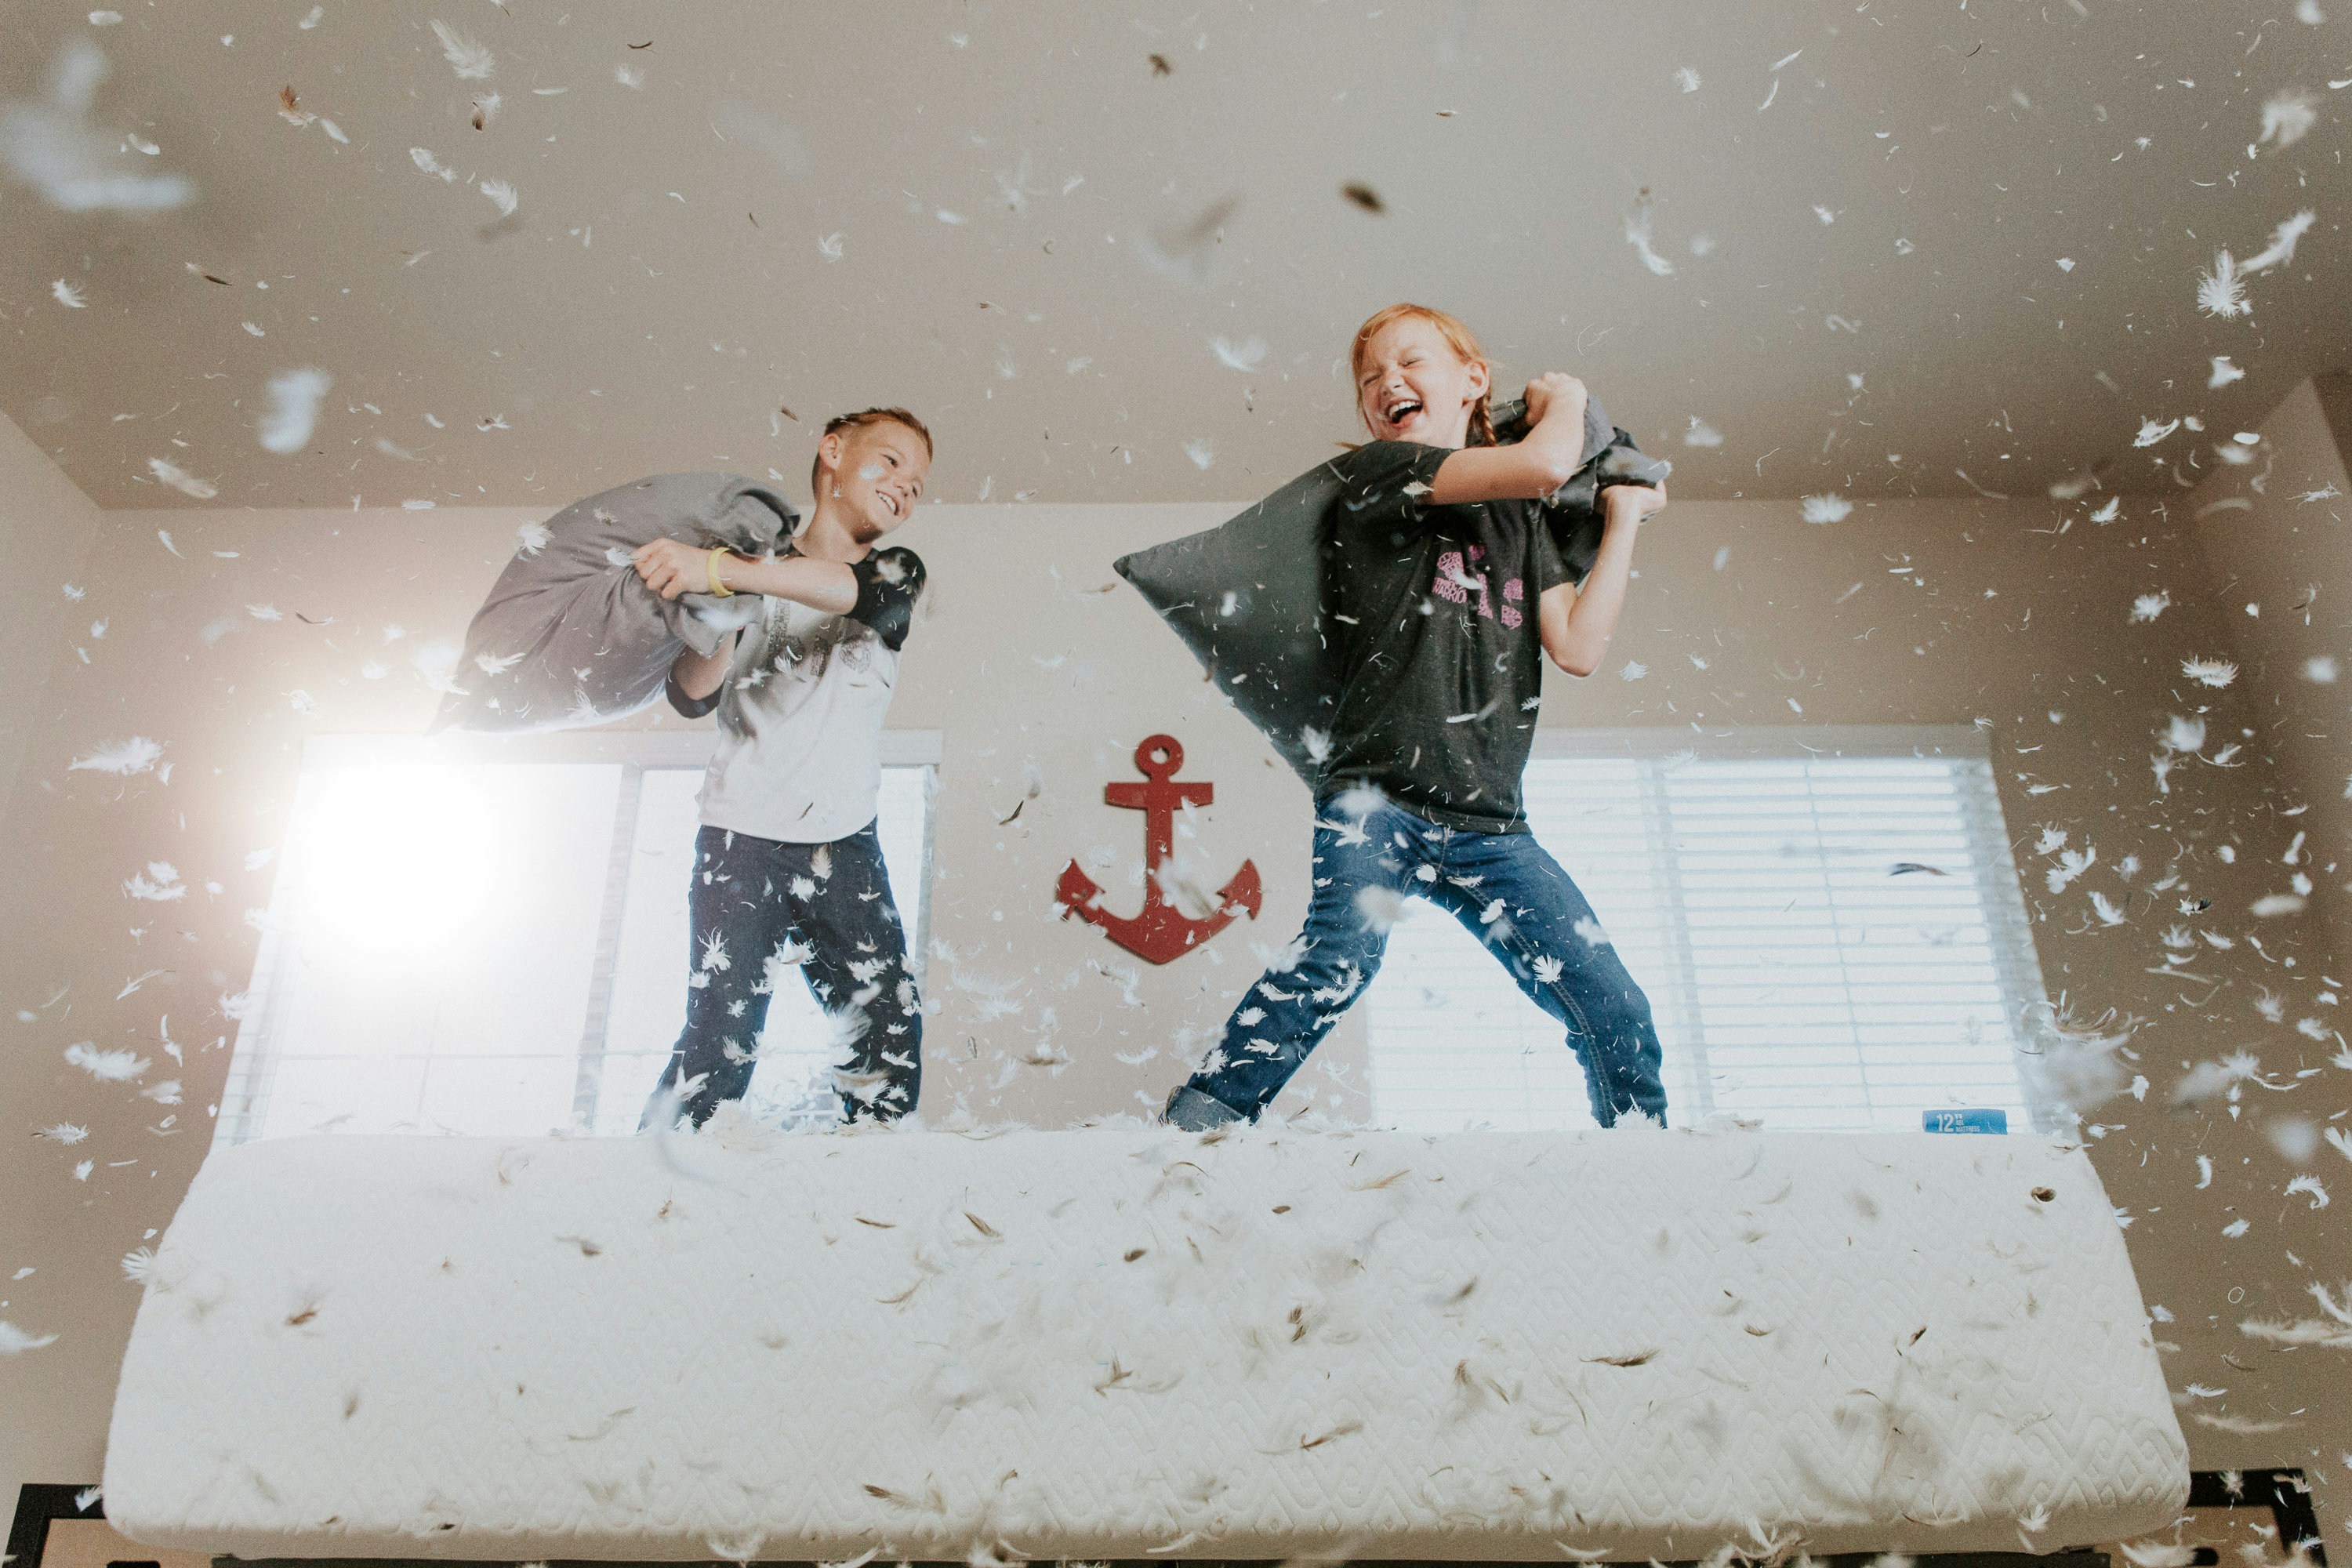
[{"x1": 1160, "y1": 304, "x2": 1671, "y2": 1131}]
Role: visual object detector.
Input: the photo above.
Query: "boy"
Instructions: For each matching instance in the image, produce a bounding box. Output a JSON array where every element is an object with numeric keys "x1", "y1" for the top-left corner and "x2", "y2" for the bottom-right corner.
[{"x1": 632, "y1": 408, "x2": 933, "y2": 1128}]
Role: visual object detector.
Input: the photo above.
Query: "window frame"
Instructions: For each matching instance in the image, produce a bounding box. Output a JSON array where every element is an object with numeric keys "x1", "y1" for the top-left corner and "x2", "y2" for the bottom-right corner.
[
  {"x1": 1365, "y1": 723, "x2": 2060, "y2": 1134},
  {"x1": 216, "y1": 728, "x2": 941, "y2": 1148}
]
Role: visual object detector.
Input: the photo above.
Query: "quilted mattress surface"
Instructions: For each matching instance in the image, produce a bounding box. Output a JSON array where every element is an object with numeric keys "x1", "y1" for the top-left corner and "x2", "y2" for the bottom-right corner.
[{"x1": 103, "y1": 1123, "x2": 2189, "y2": 1561}]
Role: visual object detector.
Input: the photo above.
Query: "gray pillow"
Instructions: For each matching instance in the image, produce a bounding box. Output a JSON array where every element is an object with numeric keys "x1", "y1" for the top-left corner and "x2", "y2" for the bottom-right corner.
[
  {"x1": 1493, "y1": 395, "x2": 1676, "y2": 583},
  {"x1": 1112, "y1": 397, "x2": 1668, "y2": 786},
  {"x1": 431, "y1": 473, "x2": 797, "y2": 734}
]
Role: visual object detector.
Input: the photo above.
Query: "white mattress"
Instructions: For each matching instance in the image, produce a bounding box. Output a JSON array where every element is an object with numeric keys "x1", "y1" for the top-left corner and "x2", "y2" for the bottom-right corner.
[{"x1": 104, "y1": 1123, "x2": 2188, "y2": 1562}]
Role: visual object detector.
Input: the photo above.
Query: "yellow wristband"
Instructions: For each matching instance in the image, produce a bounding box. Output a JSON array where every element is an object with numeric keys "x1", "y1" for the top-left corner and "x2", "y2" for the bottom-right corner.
[{"x1": 706, "y1": 548, "x2": 734, "y2": 597}]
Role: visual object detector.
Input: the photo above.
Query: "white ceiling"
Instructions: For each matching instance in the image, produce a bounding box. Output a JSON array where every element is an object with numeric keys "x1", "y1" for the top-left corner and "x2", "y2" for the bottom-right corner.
[{"x1": 2, "y1": 0, "x2": 2345, "y2": 510}]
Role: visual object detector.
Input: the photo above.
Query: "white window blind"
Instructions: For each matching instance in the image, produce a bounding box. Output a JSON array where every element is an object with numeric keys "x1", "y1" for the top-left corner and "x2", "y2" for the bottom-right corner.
[
  {"x1": 216, "y1": 732, "x2": 935, "y2": 1145},
  {"x1": 1367, "y1": 727, "x2": 2053, "y2": 1134}
]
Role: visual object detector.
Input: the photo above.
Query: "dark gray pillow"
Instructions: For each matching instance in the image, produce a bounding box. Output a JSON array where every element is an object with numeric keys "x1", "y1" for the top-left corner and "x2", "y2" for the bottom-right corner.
[
  {"x1": 432, "y1": 473, "x2": 797, "y2": 734},
  {"x1": 1112, "y1": 397, "x2": 1668, "y2": 786}
]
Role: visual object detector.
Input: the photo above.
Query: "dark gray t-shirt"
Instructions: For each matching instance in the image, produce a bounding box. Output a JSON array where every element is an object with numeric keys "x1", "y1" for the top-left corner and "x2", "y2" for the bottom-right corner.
[{"x1": 1319, "y1": 441, "x2": 1570, "y2": 834}]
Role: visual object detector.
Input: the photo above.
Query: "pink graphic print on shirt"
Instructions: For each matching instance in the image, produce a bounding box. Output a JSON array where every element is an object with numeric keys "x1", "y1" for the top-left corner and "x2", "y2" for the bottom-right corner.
[{"x1": 1432, "y1": 544, "x2": 1524, "y2": 627}]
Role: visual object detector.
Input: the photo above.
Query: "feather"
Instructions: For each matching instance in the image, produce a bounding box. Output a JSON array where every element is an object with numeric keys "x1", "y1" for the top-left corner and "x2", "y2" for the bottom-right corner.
[
  {"x1": 147, "y1": 457, "x2": 216, "y2": 499},
  {"x1": 1624, "y1": 194, "x2": 1675, "y2": 276},
  {"x1": 706, "y1": 1531, "x2": 764, "y2": 1564},
  {"x1": 0, "y1": 1321, "x2": 60, "y2": 1355},
  {"x1": 68, "y1": 736, "x2": 161, "y2": 775},
  {"x1": 1210, "y1": 335, "x2": 1267, "y2": 373},
  {"x1": 2244, "y1": 209, "x2": 2317, "y2": 274},
  {"x1": 2197, "y1": 251, "x2": 2249, "y2": 319},
  {"x1": 2194, "y1": 1412, "x2": 2296, "y2": 1435},
  {"x1": 477, "y1": 177, "x2": 517, "y2": 216},
  {"x1": 1299, "y1": 1418, "x2": 1362, "y2": 1448},
  {"x1": 258, "y1": 367, "x2": 332, "y2": 454},
  {"x1": 51, "y1": 278, "x2": 85, "y2": 307},
  {"x1": 409, "y1": 639, "x2": 468, "y2": 695},
  {"x1": 124, "y1": 861, "x2": 185, "y2": 902},
  {"x1": 2257, "y1": 93, "x2": 2318, "y2": 150},
  {"x1": 65, "y1": 1041, "x2": 148, "y2": 1081},
  {"x1": 2181, "y1": 657, "x2": 2237, "y2": 688},
  {"x1": 0, "y1": 39, "x2": 196, "y2": 212},
  {"x1": 430, "y1": 20, "x2": 495, "y2": 80}
]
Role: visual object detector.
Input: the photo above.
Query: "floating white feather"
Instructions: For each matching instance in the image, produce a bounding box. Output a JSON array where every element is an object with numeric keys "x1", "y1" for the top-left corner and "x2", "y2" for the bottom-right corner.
[
  {"x1": 69, "y1": 736, "x2": 162, "y2": 775},
  {"x1": 64, "y1": 1041, "x2": 149, "y2": 1081},
  {"x1": 147, "y1": 457, "x2": 216, "y2": 499},
  {"x1": 258, "y1": 367, "x2": 332, "y2": 455},
  {"x1": 430, "y1": 20, "x2": 495, "y2": 80}
]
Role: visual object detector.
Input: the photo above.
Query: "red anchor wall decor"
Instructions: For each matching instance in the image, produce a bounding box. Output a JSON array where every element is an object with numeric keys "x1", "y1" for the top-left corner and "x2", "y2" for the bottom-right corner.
[{"x1": 1054, "y1": 735, "x2": 1261, "y2": 964}]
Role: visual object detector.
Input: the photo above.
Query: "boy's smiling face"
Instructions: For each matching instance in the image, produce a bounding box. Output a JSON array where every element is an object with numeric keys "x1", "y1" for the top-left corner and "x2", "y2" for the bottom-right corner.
[
  {"x1": 821, "y1": 419, "x2": 930, "y2": 543},
  {"x1": 1356, "y1": 315, "x2": 1489, "y2": 448}
]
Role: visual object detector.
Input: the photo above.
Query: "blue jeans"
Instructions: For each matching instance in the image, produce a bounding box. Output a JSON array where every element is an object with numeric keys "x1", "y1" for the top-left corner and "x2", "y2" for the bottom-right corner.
[{"x1": 1171, "y1": 797, "x2": 1668, "y2": 1127}]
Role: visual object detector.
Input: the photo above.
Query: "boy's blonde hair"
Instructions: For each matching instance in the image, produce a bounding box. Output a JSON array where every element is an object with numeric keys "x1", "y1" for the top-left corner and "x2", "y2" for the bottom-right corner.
[{"x1": 1349, "y1": 303, "x2": 1497, "y2": 447}]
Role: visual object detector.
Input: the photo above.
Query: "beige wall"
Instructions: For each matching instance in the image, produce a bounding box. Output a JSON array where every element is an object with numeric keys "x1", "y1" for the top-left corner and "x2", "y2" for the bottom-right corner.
[
  {"x1": 2187, "y1": 374, "x2": 2352, "y2": 964},
  {"x1": 3, "y1": 438, "x2": 2348, "y2": 1551},
  {"x1": 0, "y1": 412, "x2": 101, "y2": 827}
]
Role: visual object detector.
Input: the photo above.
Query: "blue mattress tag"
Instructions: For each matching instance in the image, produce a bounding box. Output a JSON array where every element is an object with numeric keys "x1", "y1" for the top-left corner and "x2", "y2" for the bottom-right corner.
[{"x1": 1924, "y1": 1108, "x2": 2008, "y2": 1134}]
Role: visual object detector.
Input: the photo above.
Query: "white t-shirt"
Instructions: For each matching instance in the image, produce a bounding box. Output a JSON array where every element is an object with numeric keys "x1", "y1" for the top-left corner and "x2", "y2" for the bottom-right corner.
[{"x1": 679, "y1": 546, "x2": 925, "y2": 845}]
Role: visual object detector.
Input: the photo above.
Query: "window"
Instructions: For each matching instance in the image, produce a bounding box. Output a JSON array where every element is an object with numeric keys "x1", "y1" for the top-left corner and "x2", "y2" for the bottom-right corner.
[
  {"x1": 1367, "y1": 727, "x2": 2056, "y2": 1134},
  {"x1": 215, "y1": 731, "x2": 937, "y2": 1145}
]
